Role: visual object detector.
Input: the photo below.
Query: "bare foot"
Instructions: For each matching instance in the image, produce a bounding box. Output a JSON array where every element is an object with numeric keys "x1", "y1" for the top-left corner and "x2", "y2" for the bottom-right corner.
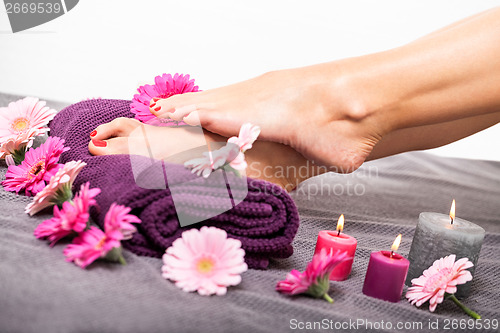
[
  {"x1": 149, "y1": 65, "x2": 385, "y2": 173},
  {"x1": 88, "y1": 117, "x2": 325, "y2": 191}
]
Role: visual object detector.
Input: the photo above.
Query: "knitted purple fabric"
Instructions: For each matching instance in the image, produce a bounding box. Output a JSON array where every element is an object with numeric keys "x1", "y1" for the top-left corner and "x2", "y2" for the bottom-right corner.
[{"x1": 48, "y1": 99, "x2": 299, "y2": 269}]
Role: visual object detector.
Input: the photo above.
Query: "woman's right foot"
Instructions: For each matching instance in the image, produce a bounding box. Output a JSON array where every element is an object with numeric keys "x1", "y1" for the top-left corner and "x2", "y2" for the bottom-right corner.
[{"x1": 150, "y1": 64, "x2": 386, "y2": 173}]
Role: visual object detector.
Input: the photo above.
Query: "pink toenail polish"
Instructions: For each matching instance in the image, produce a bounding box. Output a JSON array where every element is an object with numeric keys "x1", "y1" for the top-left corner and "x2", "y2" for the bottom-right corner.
[
  {"x1": 154, "y1": 106, "x2": 161, "y2": 112},
  {"x1": 92, "y1": 139, "x2": 107, "y2": 147},
  {"x1": 90, "y1": 130, "x2": 97, "y2": 137}
]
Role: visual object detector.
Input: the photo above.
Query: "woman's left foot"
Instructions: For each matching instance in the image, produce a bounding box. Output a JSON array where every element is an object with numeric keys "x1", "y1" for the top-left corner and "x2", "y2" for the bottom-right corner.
[{"x1": 88, "y1": 117, "x2": 325, "y2": 191}]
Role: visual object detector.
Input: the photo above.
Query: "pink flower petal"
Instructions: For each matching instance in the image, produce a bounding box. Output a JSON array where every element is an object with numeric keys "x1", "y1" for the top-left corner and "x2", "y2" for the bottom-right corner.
[
  {"x1": 130, "y1": 73, "x2": 199, "y2": 123},
  {"x1": 25, "y1": 160, "x2": 86, "y2": 215},
  {"x1": 2, "y1": 136, "x2": 69, "y2": 196},
  {"x1": 0, "y1": 97, "x2": 56, "y2": 141},
  {"x1": 161, "y1": 226, "x2": 247, "y2": 296},
  {"x1": 276, "y1": 249, "x2": 350, "y2": 299},
  {"x1": 406, "y1": 254, "x2": 475, "y2": 313}
]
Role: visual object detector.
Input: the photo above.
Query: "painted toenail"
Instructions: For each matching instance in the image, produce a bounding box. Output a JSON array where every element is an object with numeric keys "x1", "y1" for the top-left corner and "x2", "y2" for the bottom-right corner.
[
  {"x1": 154, "y1": 106, "x2": 161, "y2": 112},
  {"x1": 150, "y1": 102, "x2": 156, "y2": 108},
  {"x1": 92, "y1": 139, "x2": 107, "y2": 147},
  {"x1": 153, "y1": 98, "x2": 160, "y2": 102},
  {"x1": 90, "y1": 130, "x2": 97, "y2": 137}
]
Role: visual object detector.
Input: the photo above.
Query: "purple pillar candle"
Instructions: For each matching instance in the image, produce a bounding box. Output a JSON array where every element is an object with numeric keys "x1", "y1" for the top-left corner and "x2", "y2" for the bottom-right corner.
[{"x1": 362, "y1": 235, "x2": 409, "y2": 303}]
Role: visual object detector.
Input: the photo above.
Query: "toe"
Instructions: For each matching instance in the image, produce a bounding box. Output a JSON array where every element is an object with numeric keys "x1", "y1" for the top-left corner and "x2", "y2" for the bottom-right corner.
[
  {"x1": 157, "y1": 101, "x2": 216, "y2": 127},
  {"x1": 88, "y1": 137, "x2": 129, "y2": 156},
  {"x1": 169, "y1": 104, "x2": 199, "y2": 121},
  {"x1": 90, "y1": 117, "x2": 141, "y2": 140},
  {"x1": 149, "y1": 92, "x2": 220, "y2": 133},
  {"x1": 150, "y1": 92, "x2": 205, "y2": 118},
  {"x1": 182, "y1": 111, "x2": 201, "y2": 126}
]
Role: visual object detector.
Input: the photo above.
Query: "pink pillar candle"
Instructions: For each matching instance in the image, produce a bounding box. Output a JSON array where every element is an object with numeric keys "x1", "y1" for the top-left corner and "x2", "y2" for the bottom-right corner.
[
  {"x1": 362, "y1": 251, "x2": 409, "y2": 302},
  {"x1": 314, "y1": 230, "x2": 357, "y2": 281}
]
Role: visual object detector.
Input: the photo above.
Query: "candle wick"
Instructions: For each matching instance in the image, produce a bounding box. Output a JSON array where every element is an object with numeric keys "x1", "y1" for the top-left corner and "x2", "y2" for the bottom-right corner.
[
  {"x1": 390, "y1": 251, "x2": 394, "y2": 258},
  {"x1": 337, "y1": 230, "x2": 340, "y2": 237},
  {"x1": 450, "y1": 217, "x2": 454, "y2": 225}
]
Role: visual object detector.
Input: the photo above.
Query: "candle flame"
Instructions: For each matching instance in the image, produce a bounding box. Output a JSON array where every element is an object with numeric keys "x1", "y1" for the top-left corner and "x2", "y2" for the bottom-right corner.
[
  {"x1": 391, "y1": 234, "x2": 402, "y2": 252},
  {"x1": 450, "y1": 199, "x2": 456, "y2": 224},
  {"x1": 336, "y1": 214, "x2": 344, "y2": 234}
]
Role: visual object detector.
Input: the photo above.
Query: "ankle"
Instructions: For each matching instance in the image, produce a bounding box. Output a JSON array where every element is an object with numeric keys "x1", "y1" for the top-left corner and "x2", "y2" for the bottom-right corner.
[{"x1": 326, "y1": 58, "x2": 398, "y2": 136}]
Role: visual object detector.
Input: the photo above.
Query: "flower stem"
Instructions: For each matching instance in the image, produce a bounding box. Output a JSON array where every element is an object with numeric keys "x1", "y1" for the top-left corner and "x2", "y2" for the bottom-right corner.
[
  {"x1": 104, "y1": 246, "x2": 127, "y2": 265},
  {"x1": 448, "y1": 294, "x2": 481, "y2": 319},
  {"x1": 118, "y1": 254, "x2": 127, "y2": 266},
  {"x1": 55, "y1": 184, "x2": 74, "y2": 206},
  {"x1": 323, "y1": 293, "x2": 334, "y2": 304}
]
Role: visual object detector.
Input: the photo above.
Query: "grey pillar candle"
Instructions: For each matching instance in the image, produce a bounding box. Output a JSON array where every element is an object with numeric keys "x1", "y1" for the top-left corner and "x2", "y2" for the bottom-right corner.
[{"x1": 406, "y1": 212, "x2": 485, "y2": 298}]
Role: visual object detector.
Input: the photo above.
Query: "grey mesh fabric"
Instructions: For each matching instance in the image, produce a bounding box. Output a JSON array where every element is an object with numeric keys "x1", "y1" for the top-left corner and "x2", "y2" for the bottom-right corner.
[{"x1": 1, "y1": 93, "x2": 499, "y2": 333}]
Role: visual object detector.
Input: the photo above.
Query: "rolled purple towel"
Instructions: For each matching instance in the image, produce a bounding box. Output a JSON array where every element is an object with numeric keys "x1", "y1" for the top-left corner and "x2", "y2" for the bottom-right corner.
[{"x1": 49, "y1": 99, "x2": 299, "y2": 269}]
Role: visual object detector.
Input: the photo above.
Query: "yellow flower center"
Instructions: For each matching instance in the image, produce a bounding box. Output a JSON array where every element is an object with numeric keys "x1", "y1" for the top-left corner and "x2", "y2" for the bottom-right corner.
[
  {"x1": 27, "y1": 160, "x2": 45, "y2": 179},
  {"x1": 196, "y1": 257, "x2": 215, "y2": 274},
  {"x1": 95, "y1": 236, "x2": 107, "y2": 250},
  {"x1": 12, "y1": 118, "x2": 29, "y2": 132}
]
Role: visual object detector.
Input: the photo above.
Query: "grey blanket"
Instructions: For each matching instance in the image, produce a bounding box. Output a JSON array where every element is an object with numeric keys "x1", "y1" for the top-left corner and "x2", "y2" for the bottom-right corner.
[{"x1": 1, "y1": 92, "x2": 499, "y2": 333}]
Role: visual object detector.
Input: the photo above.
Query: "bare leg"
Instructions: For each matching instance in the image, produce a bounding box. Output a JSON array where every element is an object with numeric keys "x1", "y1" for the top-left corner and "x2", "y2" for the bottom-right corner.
[{"x1": 368, "y1": 111, "x2": 500, "y2": 160}]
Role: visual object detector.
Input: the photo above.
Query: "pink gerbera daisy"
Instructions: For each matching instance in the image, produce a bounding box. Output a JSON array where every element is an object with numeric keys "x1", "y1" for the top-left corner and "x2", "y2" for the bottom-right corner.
[
  {"x1": 34, "y1": 202, "x2": 86, "y2": 246},
  {"x1": 184, "y1": 123, "x2": 260, "y2": 177},
  {"x1": 0, "y1": 128, "x2": 38, "y2": 165},
  {"x1": 2, "y1": 136, "x2": 69, "y2": 196},
  {"x1": 227, "y1": 123, "x2": 261, "y2": 153},
  {"x1": 228, "y1": 152, "x2": 247, "y2": 171},
  {"x1": 63, "y1": 226, "x2": 122, "y2": 269},
  {"x1": 0, "y1": 97, "x2": 57, "y2": 141},
  {"x1": 63, "y1": 201, "x2": 140, "y2": 269},
  {"x1": 276, "y1": 249, "x2": 350, "y2": 303},
  {"x1": 25, "y1": 160, "x2": 87, "y2": 215},
  {"x1": 162, "y1": 226, "x2": 248, "y2": 296},
  {"x1": 130, "y1": 73, "x2": 199, "y2": 123},
  {"x1": 104, "y1": 202, "x2": 142, "y2": 241},
  {"x1": 406, "y1": 255, "x2": 476, "y2": 313},
  {"x1": 184, "y1": 144, "x2": 240, "y2": 178},
  {"x1": 34, "y1": 181, "x2": 100, "y2": 245},
  {"x1": 73, "y1": 182, "x2": 101, "y2": 216}
]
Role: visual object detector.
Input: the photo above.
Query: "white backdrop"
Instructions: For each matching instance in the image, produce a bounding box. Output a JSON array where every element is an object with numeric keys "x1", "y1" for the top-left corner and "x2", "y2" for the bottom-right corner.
[{"x1": 1, "y1": 0, "x2": 499, "y2": 160}]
